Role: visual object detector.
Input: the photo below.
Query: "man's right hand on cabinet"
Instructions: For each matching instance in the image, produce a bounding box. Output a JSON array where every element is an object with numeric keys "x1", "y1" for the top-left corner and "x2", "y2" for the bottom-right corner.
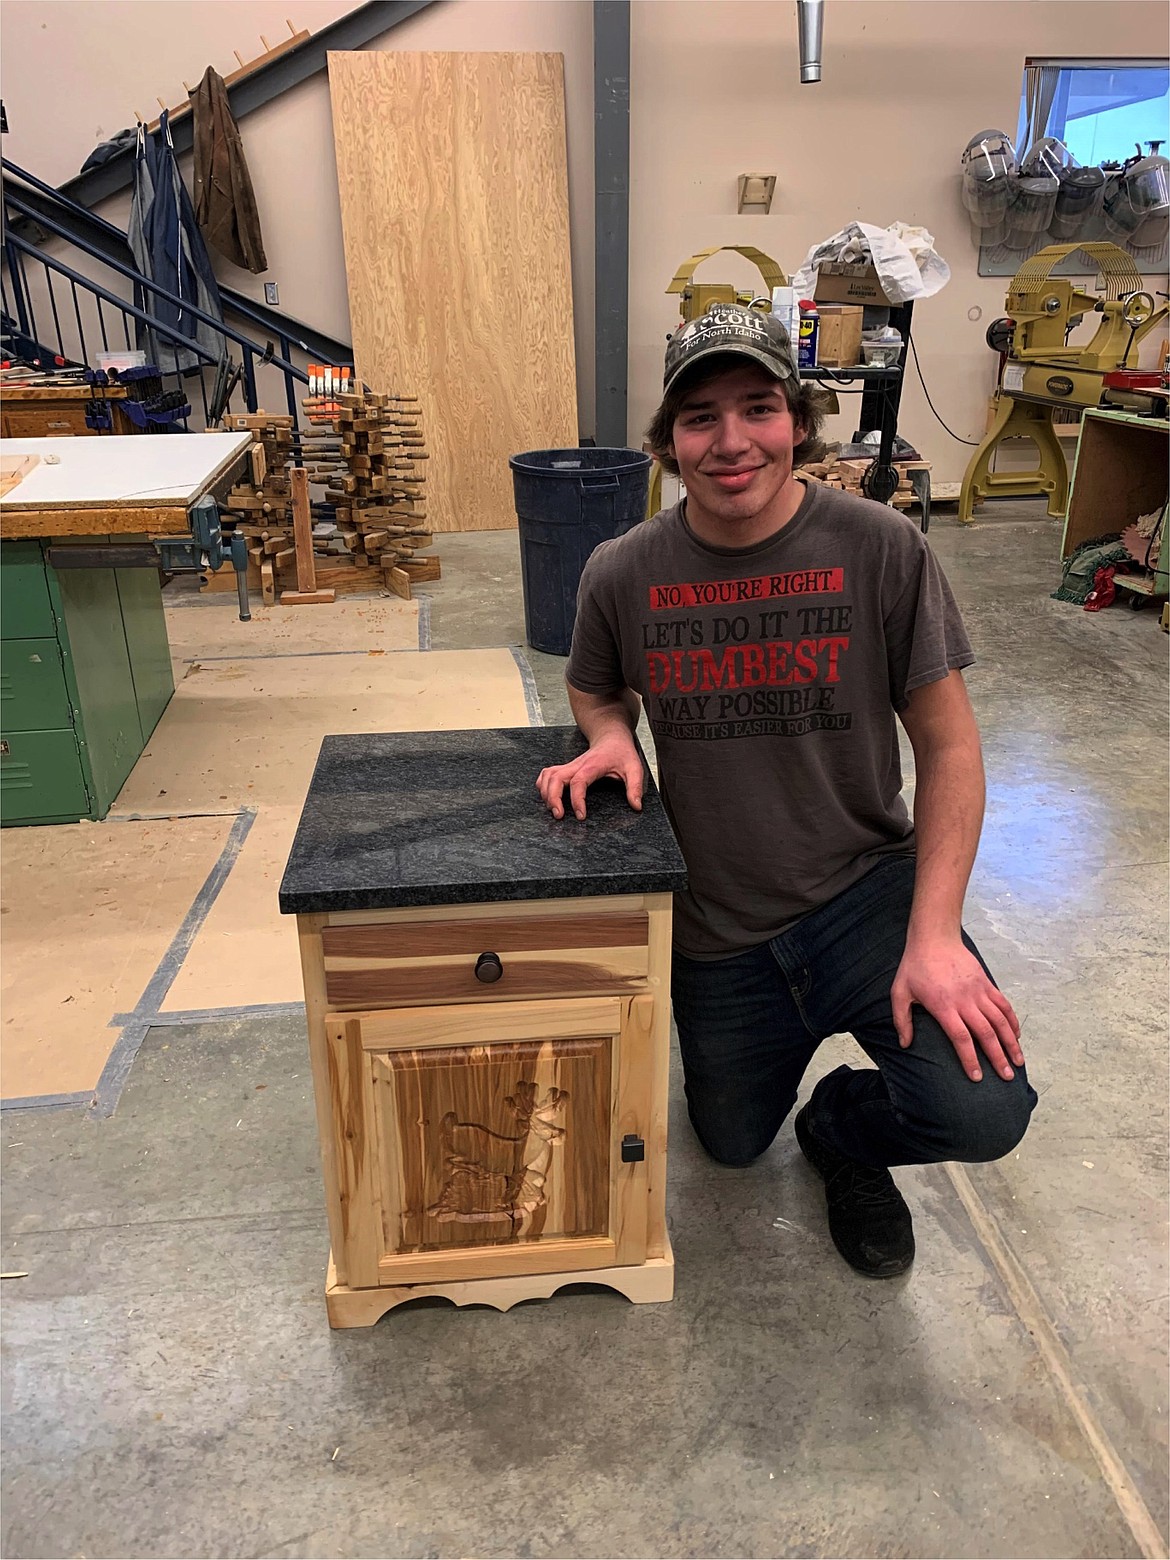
[{"x1": 536, "y1": 733, "x2": 644, "y2": 821}]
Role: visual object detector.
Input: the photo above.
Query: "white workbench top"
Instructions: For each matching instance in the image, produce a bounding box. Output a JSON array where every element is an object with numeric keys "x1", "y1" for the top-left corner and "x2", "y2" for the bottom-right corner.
[{"x1": 0, "y1": 432, "x2": 252, "y2": 511}]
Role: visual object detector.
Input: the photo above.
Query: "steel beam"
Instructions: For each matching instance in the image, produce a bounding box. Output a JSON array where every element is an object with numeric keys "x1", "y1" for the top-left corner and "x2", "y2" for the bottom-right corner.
[{"x1": 593, "y1": 0, "x2": 630, "y2": 449}]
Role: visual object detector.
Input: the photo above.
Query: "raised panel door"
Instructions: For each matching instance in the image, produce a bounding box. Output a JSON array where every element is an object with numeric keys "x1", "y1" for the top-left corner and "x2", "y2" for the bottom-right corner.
[
  {"x1": 376, "y1": 1034, "x2": 611, "y2": 1252},
  {"x1": 324, "y1": 994, "x2": 654, "y2": 1287}
]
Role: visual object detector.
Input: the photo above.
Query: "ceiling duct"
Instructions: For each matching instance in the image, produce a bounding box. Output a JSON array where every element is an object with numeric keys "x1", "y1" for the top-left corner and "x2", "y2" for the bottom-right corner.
[{"x1": 798, "y1": 0, "x2": 823, "y2": 83}]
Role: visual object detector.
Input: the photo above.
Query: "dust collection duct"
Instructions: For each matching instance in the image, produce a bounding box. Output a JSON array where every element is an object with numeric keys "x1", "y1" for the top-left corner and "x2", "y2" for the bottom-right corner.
[{"x1": 798, "y1": 0, "x2": 823, "y2": 83}]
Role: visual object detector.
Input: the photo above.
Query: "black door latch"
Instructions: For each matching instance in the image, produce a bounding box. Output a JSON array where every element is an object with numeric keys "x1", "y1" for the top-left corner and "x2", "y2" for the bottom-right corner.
[{"x1": 621, "y1": 1134, "x2": 645, "y2": 1162}]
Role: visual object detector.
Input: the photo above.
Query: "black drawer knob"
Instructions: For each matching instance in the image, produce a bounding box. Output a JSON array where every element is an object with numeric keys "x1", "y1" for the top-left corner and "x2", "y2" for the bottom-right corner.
[
  {"x1": 474, "y1": 951, "x2": 503, "y2": 984},
  {"x1": 621, "y1": 1134, "x2": 645, "y2": 1162}
]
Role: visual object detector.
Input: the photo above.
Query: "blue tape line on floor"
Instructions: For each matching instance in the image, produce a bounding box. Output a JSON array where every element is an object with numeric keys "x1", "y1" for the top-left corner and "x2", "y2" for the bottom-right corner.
[
  {"x1": 84, "y1": 808, "x2": 257, "y2": 1120},
  {"x1": 509, "y1": 646, "x2": 544, "y2": 727},
  {"x1": 130, "y1": 809, "x2": 256, "y2": 1021},
  {"x1": 1, "y1": 1091, "x2": 90, "y2": 1114},
  {"x1": 88, "y1": 1022, "x2": 151, "y2": 1120},
  {"x1": 138, "y1": 1002, "x2": 306, "y2": 1027}
]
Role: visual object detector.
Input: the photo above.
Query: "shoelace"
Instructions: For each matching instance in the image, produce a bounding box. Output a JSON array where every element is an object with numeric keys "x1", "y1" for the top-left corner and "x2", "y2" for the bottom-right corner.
[{"x1": 825, "y1": 1164, "x2": 903, "y2": 1208}]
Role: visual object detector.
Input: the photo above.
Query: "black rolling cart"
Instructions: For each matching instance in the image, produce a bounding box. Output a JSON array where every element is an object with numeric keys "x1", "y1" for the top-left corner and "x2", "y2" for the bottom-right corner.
[{"x1": 801, "y1": 300, "x2": 930, "y2": 533}]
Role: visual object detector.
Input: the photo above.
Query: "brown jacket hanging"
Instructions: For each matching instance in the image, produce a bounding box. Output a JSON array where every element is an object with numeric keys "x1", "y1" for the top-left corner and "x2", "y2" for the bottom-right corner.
[{"x1": 191, "y1": 65, "x2": 268, "y2": 274}]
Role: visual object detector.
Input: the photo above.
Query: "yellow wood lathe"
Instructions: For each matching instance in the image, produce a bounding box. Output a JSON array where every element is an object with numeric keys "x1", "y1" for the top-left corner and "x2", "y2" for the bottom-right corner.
[{"x1": 959, "y1": 241, "x2": 1169, "y2": 523}]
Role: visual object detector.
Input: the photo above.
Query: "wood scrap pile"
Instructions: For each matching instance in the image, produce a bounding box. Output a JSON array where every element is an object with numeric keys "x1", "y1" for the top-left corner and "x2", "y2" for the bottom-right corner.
[
  {"x1": 204, "y1": 390, "x2": 439, "y2": 603},
  {"x1": 219, "y1": 411, "x2": 294, "y2": 528},
  {"x1": 801, "y1": 453, "x2": 929, "y2": 511},
  {"x1": 299, "y1": 388, "x2": 437, "y2": 599}
]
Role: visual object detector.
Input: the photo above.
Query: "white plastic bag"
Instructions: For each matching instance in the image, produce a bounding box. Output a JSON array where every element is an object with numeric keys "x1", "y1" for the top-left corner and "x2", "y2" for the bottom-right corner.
[{"x1": 791, "y1": 221, "x2": 951, "y2": 305}]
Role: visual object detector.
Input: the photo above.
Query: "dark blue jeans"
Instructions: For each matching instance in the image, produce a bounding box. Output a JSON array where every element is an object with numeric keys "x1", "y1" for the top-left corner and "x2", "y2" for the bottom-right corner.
[{"x1": 671, "y1": 854, "x2": 1037, "y2": 1170}]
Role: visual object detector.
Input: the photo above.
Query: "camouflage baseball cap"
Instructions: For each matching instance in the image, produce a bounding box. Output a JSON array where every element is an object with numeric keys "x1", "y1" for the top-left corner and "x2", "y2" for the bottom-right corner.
[{"x1": 663, "y1": 302, "x2": 800, "y2": 395}]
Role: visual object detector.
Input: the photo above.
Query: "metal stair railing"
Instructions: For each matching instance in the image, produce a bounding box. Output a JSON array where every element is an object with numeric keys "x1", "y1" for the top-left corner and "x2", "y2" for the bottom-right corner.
[
  {"x1": 2, "y1": 156, "x2": 355, "y2": 371},
  {"x1": 1, "y1": 168, "x2": 349, "y2": 429},
  {"x1": 3, "y1": 228, "x2": 250, "y2": 428},
  {"x1": 3, "y1": 187, "x2": 311, "y2": 420}
]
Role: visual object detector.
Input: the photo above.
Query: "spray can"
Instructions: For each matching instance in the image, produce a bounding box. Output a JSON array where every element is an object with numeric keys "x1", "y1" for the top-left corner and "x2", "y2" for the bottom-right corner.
[
  {"x1": 798, "y1": 300, "x2": 819, "y2": 369},
  {"x1": 771, "y1": 285, "x2": 800, "y2": 351}
]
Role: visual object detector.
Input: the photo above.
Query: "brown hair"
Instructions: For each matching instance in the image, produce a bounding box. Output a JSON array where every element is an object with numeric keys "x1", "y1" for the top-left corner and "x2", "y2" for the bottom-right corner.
[{"x1": 645, "y1": 353, "x2": 831, "y2": 477}]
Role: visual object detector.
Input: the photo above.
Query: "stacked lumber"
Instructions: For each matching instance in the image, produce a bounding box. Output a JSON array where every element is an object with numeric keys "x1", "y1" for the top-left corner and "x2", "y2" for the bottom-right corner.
[
  {"x1": 801, "y1": 454, "x2": 929, "y2": 511},
  {"x1": 201, "y1": 411, "x2": 297, "y2": 597},
  {"x1": 204, "y1": 392, "x2": 439, "y2": 602},
  {"x1": 299, "y1": 389, "x2": 438, "y2": 600},
  {"x1": 219, "y1": 411, "x2": 295, "y2": 528}
]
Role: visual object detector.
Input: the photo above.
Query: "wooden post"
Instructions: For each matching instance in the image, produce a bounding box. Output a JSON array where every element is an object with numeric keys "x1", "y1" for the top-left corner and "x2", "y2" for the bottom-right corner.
[
  {"x1": 292, "y1": 465, "x2": 316, "y2": 591},
  {"x1": 281, "y1": 466, "x2": 335, "y2": 604}
]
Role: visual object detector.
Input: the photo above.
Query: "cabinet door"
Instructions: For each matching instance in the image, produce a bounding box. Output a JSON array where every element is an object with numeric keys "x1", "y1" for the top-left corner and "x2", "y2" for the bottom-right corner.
[
  {"x1": 54, "y1": 567, "x2": 142, "y2": 815},
  {"x1": 0, "y1": 728, "x2": 90, "y2": 824},
  {"x1": 325, "y1": 994, "x2": 655, "y2": 1288},
  {"x1": 1, "y1": 543, "x2": 55, "y2": 640},
  {"x1": 1, "y1": 638, "x2": 73, "y2": 732}
]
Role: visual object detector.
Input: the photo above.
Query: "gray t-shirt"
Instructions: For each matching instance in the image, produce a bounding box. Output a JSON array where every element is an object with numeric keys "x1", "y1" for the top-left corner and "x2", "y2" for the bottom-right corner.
[{"x1": 566, "y1": 481, "x2": 974, "y2": 959}]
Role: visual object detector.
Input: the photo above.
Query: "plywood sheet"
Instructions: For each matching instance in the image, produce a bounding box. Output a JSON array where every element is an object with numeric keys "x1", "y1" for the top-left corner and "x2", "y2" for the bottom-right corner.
[
  {"x1": 327, "y1": 51, "x2": 578, "y2": 533},
  {"x1": 159, "y1": 805, "x2": 305, "y2": 1010},
  {"x1": 112, "y1": 648, "x2": 532, "y2": 816},
  {"x1": 163, "y1": 594, "x2": 420, "y2": 678},
  {"x1": 0, "y1": 816, "x2": 232, "y2": 1100},
  {"x1": 0, "y1": 433, "x2": 251, "y2": 509},
  {"x1": 106, "y1": 648, "x2": 531, "y2": 1011}
]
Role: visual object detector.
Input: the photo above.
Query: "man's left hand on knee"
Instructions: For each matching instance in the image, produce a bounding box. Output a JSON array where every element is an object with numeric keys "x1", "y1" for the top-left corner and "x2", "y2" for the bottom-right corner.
[{"x1": 891, "y1": 937, "x2": 1023, "y2": 1083}]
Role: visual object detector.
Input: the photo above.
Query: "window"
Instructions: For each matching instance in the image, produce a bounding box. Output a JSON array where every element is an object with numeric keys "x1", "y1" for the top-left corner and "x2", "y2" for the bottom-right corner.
[{"x1": 1016, "y1": 59, "x2": 1169, "y2": 166}]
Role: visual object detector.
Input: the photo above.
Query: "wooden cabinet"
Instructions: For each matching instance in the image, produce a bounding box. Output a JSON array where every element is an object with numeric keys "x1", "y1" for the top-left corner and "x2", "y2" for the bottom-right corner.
[
  {"x1": 1062, "y1": 409, "x2": 1169, "y2": 602},
  {"x1": 295, "y1": 893, "x2": 675, "y2": 1327},
  {"x1": 0, "y1": 385, "x2": 141, "y2": 440}
]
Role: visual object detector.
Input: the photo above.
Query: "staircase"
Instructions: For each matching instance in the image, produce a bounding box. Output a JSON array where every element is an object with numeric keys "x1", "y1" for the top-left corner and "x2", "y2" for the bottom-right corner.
[{"x1": 2, "y1": 156, "x2": 354, "y2": 430}]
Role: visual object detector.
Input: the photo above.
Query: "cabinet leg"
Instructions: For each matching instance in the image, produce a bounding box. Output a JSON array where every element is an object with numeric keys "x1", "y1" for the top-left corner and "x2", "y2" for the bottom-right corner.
[{"x1": 324, "y1": 1246, "x2": 675, "y2": 1328}]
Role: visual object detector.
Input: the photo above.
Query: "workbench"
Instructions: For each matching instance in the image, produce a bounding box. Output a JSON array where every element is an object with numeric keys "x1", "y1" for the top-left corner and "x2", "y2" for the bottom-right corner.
[
  {"x1": 0, "y1": 380, "x2": 140, "y2": 440},
  {"x1": 279, "y1": 726, "x2": 688, "y2": 1327},
  {"x1": 1061, "y1": 409, "x2": 1169, "y2": 603},
  {"x1": 0, "y1": 433, "x2": 250, "y2": 538},
  {"x1": 0, "y1": 432, "x2": 252, "y2": 825}
]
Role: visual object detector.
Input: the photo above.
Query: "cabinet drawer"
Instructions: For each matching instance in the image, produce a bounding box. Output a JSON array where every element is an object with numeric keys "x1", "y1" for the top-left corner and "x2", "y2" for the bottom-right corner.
[
  {"x1": 2, "y1": 407, "x2": 93, "y2": 438},
  {"x1": 1, "y1": 543, "x2": 55, "y2": 640},
  {"x1": 321, "y1": 910, "x2": 649, "y2": 1007},
  {"x1": 1, "y1": 638, "x2": 73, "y2": 733},
  {"x1": 0, "y1": 728, "x2": 89, "y2": 824}
]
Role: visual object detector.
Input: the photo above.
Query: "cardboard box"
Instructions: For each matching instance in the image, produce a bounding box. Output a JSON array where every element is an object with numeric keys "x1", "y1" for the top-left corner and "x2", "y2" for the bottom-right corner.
[
  {"x1": 813, "y1": 262, "x2": 893, "y2": 305},
  {"x1": 815, "y1": 305, "x2": 864, "y2": 367}
]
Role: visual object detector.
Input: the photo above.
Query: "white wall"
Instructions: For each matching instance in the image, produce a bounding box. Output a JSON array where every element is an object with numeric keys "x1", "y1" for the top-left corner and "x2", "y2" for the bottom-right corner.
[
  {"x1": 1, "y1": 0, "x2": 596, "y2": 432},
  {"x1": 3, "y1": 1, "x2": 1167, "y2": 475},
  {"x1": 628, "y1": 0, "x2": 1169, "y2": 480}
]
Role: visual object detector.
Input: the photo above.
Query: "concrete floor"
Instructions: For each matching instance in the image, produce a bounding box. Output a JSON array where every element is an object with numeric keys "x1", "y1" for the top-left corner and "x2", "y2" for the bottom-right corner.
[{"x1": 2, "y1": 500, "x2": 1167, "y2": 1560}]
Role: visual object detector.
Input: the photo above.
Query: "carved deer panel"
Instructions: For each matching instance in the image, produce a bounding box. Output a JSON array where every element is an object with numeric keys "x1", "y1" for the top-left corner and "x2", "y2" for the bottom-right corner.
[{"x1": 374, "y1": 1036, "x2": 611, "y2": 1254}]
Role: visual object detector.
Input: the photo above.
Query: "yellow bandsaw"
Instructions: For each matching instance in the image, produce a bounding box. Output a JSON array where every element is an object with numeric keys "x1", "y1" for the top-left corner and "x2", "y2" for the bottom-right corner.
[
  {"x1": 648, "y1": 247, "x2": 790, "y2": 517},
  {"x1": 665, "y1": 245, "x2": 787, "y2": 322},
  {"x1": 959, "y1": 241, "x2": 1167, "y2": 523}
]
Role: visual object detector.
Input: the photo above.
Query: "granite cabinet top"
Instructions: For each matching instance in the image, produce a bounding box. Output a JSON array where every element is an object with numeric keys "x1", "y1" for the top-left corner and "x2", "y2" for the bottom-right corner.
[{"x1": 278, "y1": 726, "x2": 687, "y2": 915}]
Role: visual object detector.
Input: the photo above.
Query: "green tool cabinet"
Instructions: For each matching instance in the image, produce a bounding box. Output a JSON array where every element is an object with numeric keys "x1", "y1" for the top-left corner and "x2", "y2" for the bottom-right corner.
[{"x1": 0, "y1": 540, "x2": 174, "y2": 825}]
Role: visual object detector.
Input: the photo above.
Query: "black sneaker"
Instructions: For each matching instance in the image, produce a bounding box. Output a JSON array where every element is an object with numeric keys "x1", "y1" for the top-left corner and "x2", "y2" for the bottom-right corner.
[{"x1": 794, "y1": 1104, "x2": 915, "y2": 1278}]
